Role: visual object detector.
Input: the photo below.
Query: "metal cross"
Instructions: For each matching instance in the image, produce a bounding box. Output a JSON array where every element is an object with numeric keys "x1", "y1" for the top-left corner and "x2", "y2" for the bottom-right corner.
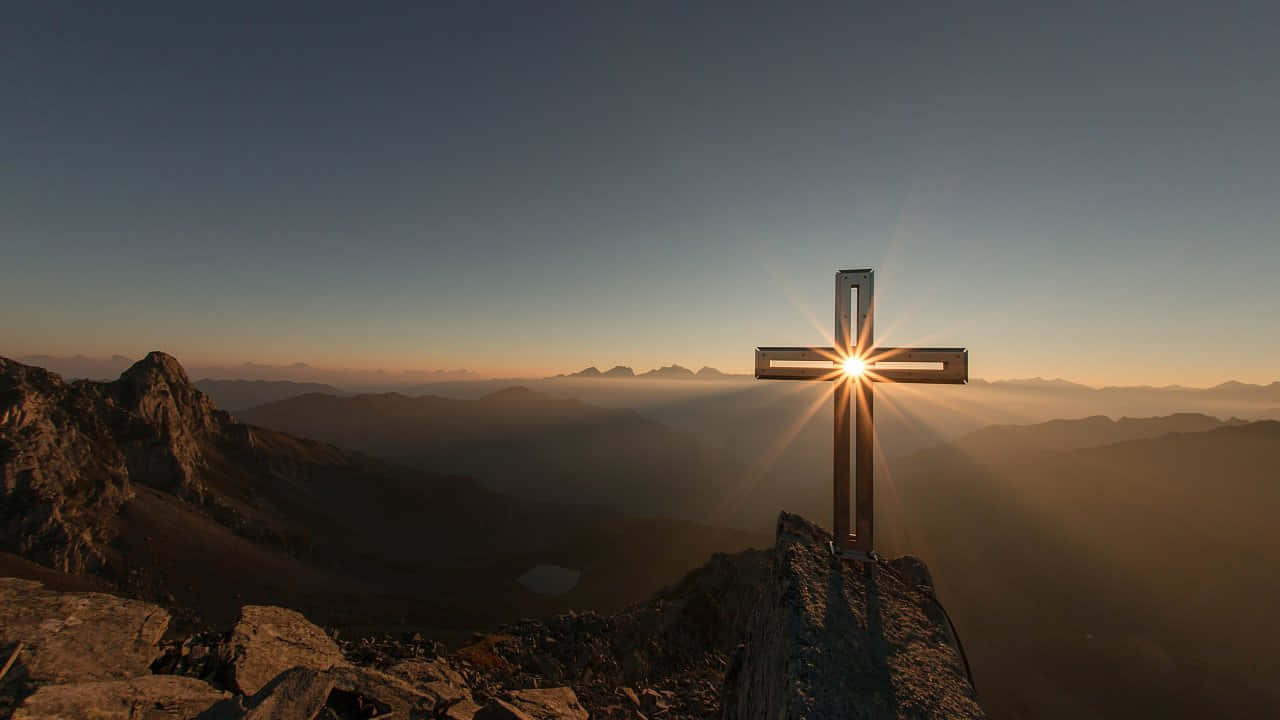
[{"x1": 755, "y1": 268, "x2": 968, "y2": 558}]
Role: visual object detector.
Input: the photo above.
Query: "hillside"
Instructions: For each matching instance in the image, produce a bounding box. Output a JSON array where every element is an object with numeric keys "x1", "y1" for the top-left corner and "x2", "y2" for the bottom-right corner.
[
  {"x1": 882, "y1": 420, "x2": 1280, "y2": 719},
  {"x1": 194, "y1": 378, "x2": 345, "y2": 411},
  {"x1": 0, "y1": 353, "x2": 766, "y2": 635},
  {"x1": 236, "y1": 387, "x2": 736, "y2": 519}
]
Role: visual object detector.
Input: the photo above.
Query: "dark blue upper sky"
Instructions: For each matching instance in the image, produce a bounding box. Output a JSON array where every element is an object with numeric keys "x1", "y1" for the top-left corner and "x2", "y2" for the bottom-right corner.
[{"x1": 4, "y1": 2, "x2": 1278, "y2": 383}]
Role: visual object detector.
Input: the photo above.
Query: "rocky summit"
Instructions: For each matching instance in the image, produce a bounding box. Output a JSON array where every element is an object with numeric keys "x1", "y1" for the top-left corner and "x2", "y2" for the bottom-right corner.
[{"x1": 0, "y1": 513, "x2": 980, "y2": 719}]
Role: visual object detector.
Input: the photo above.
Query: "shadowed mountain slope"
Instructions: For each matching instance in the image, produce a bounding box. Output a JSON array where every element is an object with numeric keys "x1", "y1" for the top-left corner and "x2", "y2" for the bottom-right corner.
[
  {"x1": 882, "y1": 420, "x2": 1280, "y2": 719},
  {"x1": 236, "y1": 386, "x2": 735, "y2": 519},
  {"x1": 194, "y1": 378, "x2": 345, "y2": 412}
]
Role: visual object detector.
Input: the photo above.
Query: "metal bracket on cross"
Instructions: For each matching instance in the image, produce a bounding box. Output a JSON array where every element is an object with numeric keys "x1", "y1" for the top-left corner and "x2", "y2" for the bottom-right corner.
[{"x1": 754, "y1": 269, "x2": 968, "y2": 560}]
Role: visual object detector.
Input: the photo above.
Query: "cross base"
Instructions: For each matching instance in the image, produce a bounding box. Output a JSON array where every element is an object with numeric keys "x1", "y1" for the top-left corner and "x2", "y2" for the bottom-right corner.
[{"x1": 830, "y1": 540, "x2": 879, "y2": 563}]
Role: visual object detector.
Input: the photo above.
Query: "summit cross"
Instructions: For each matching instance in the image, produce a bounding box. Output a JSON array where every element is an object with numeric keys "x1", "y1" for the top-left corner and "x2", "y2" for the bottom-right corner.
[{"x1": 755, "y1": 268, "x2": 968, "y2": 558}]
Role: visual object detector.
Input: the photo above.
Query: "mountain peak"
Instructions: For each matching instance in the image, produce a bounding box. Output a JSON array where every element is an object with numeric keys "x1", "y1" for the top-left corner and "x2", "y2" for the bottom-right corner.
[
  {"x1": 109, "y1": 352, "x2": 226, "y2": 499},
  {"x1": 120, "y1": 351, "x2": 193, "y2": 389}
]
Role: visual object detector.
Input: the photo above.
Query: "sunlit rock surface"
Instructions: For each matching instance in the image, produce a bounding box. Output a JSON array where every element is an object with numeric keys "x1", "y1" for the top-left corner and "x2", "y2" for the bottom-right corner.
[{"x1": 722, "y1": 513, "x2": 983, "y2": 719}]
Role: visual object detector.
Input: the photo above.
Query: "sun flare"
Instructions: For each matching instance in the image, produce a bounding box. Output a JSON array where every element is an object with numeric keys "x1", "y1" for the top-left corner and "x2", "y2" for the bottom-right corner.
[{"x1": 843, "y1": 357, "x2": 866, "y2": 377}]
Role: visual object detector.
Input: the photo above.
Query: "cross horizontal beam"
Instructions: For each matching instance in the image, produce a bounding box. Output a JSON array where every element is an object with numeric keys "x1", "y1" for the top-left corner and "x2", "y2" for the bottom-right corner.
[{"x1": 754, "y1": 346, "x2": 968, "y2": 383}]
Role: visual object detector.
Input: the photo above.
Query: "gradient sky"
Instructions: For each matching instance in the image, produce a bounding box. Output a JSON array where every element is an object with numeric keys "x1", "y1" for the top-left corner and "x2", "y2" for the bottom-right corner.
[{"x1": 3, "y1": 2, "x2": 1278, "y2": 385}]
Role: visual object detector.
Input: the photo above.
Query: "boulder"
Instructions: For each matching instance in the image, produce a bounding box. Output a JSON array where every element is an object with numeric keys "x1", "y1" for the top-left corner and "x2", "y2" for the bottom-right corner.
[
  {"x1": 720, "y1": 512, "x2": 984, "y2": 720},
  {"x1": 228, "y1": 605, "x2": 345, "y2": 695},
  {"x1": 0, "y1": 578, "x2": 170, "y2": 684},
  {"x1": 506, "y1": 687, "x2": 589, "y2": 720},
  {"x1": 12, "y1": 675, "x2": 228, "y2": 720}
]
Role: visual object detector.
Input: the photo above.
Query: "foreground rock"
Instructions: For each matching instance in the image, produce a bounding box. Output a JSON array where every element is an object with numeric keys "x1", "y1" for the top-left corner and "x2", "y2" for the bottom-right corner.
[
  {"x1": 228, "y1": 605, "x2": 347, "y2": 695},
  {"x1": 0, "y1": 577, "x2": 170, "y2": 684},
  {"x1": 721, "y1": 513, "x2": 984, "y2": 719}
]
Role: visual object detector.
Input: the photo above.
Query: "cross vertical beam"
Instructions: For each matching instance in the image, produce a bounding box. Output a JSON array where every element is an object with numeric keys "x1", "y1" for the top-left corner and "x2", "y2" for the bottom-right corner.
[{"x1": 835, "y1": 269, "x2": 874, "y2": 552}]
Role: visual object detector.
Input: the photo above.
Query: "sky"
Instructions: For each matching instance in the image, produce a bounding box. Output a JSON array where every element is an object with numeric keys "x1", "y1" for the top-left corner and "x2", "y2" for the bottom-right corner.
[{"x1": 3, "y1": 2, "x2": 1278, "y2": 386}]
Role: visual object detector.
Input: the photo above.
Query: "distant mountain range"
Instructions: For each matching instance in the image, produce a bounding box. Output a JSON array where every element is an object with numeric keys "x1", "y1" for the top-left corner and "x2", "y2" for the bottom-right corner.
[
  {"x1": 195, "y1": 378, "x2": 345, "y2": 411},
  {"x1": 552, "y1": 363, "x2": 745, "y2": 380}
]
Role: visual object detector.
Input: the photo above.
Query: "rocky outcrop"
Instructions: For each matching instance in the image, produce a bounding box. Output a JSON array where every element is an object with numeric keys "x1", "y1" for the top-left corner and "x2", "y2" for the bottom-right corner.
[
  {"x1": 1, "y1": 360, "x2": 134, "y2": 573},
  {"x1": 721, "y1": 513, "x2": 983, "y2": 720},
  {"x1": 440, "y1": 514, "x2": 981, "y2": 719}
]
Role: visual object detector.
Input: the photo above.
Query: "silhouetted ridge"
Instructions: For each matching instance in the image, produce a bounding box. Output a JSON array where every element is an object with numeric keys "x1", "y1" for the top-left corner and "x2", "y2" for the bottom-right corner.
[{"x1": 639, "y1": 364, "x2": 695, "y2": 379}]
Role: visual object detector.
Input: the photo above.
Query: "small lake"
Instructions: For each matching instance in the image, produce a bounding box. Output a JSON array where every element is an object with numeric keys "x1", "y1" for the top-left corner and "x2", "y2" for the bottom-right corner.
[{"x1": 517, "y1": 564, "x2": 582, "y2": 596}]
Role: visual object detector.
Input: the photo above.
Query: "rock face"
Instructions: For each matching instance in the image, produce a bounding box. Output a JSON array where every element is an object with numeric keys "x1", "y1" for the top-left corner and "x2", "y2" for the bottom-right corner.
[
  {"x1": 721, "y1": 513, "x2": 983, "y2": 720},
  {"x1": 0, "y1": 577, "x2": 171, "y2": 684},
  {"x1": 0, "y1": 352, "x2": 229, "y2": 573}
]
